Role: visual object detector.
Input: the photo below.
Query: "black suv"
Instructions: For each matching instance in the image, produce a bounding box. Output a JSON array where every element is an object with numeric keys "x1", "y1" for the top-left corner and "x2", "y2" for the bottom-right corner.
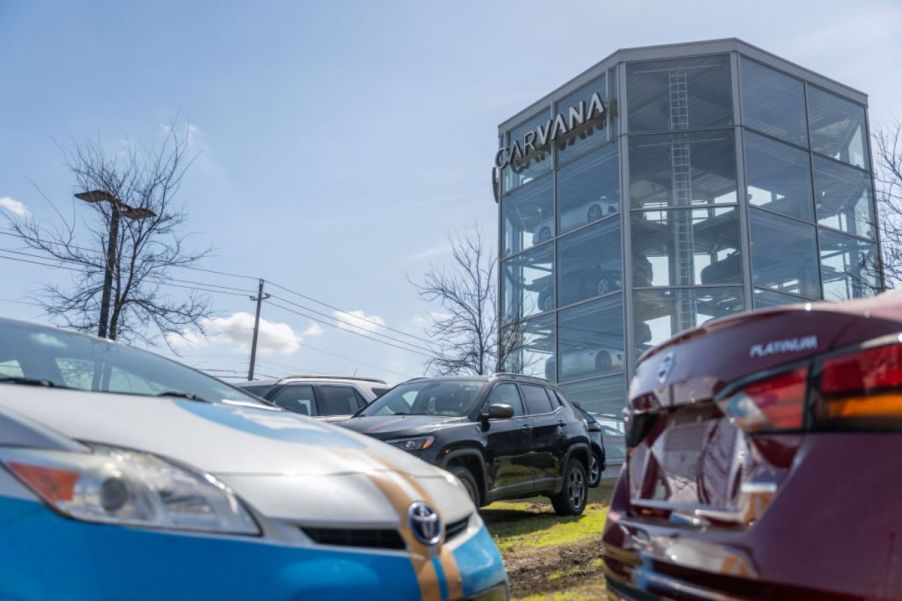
[{"x1": 341, "y1": 374, "x2": 597, "y2": 515}]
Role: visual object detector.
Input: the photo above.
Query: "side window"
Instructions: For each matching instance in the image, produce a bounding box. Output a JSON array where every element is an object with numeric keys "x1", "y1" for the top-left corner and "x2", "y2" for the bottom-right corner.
[
  {"x1": 485, "y1": 383, "x2": 525, "y2": 416},
  {"x1": 271, "y1": 384, "x2": 316, "y2": 416},
  {"x1": 371, "y1": 387, "x2": 390, "y2": 399},
  {"x1": 548, "y1": 389, "x2": 564, "y2": 407},
  {"x1": 318, "y1": 385, "x2": 365, "y2": 415},
  {"x1": 521, "y1": 384, "x2": 554, "y2": 415}
]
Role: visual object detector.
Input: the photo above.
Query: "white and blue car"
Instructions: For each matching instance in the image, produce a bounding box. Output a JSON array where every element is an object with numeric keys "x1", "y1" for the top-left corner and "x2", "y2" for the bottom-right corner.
[{"x1": 0, "y1": 318, "x2": 508, "y2": 600}]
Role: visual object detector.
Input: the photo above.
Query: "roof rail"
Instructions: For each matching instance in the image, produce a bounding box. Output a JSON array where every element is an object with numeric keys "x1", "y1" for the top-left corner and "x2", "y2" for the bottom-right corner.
[
  {"x1": 275, "y1": 375, "x2": 388, "y2": 385},
  {"x1": 490, "y1": 372, "x2": 549, "y2": 383}
]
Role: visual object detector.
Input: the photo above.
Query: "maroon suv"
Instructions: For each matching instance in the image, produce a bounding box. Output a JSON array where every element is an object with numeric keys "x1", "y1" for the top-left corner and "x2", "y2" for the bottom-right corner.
[{"x1": 602, "y1": 293, "x2": 902, "y2": 600}]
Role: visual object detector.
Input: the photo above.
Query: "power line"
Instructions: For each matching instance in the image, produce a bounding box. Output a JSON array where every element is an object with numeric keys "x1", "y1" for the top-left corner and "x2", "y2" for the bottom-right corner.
[
  {"x1": 267, "y1": 280, "x2": 433, "y2": 346},
  {"x1": 266, "y1": 300, "x2": 431, "y2": 358},
  {"x1": 267, "y1": 292, "x2": 434, "y2": 354},
  {"x1": 0, "y1": 229, "x2": 431, "y2": 347}
]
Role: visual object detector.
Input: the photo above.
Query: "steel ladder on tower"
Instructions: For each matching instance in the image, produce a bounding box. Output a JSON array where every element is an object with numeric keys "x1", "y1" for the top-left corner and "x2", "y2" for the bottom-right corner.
[{"x1": 669, "y1": 70, "x2": 697, "y2": 332}]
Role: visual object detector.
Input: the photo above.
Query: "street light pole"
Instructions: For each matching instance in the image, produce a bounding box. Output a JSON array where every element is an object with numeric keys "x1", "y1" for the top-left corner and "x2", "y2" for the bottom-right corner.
[
  {"x1": 74, "y1": 190, "x2": 156, "y2": 339},
  {"x1": 97, "y1": 207, "x2": 120, "y2": 339}
]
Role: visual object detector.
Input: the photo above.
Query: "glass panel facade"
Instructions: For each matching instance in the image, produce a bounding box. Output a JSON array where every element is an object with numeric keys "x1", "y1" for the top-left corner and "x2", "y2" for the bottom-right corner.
[
  {"x1": 558, "y1": 296, "x2": 624, "y2": 382},
  {"x1": 632, "y1": 207, "x2": 741, "y2": 287},
  {"x1": 501, "y1": 244, "x2": 553, "y2": 322},
  {"x1": 560, "y1": 375, "x2": 626, "y2": 421},
  {"x1": 739, "y1": 58, "x2": 807, "y2": 146},
  {"x1": 501, "y1": 176, "x2": 552, "y2": 257},
  {"x1": 744, "y1": 131, "x2": 814, "y2": 221},
  {"x1": 556, "y1": 144, "x2": 619, "y2": 235},
  {"x1": 753, "y1": 288, "x2": 809, "y2": 309},
  {"x1": 633, "y1": 287, "x2": 745, "y2": 359},
  {"x1": 555, "y1": 74, "x2": 608, "y2": 164},
  {"x1": 813, "y1": 156, "x2": 876, "y2": 240},
  {"x1": 749, "y1": 209, "x2": 821, "y2": 298},
  {"x1": 502, "y1": 110, "x2": 553, "y2": 192},
  {"x1": 627, "y1": 55, "x2": 733, "y2": 133},
  {"x1": 819, "y1": 229, "x2": 881, "y2": 301},
  {"x1": 497, "y1": 43, "x2": 881, "y2": 446},
  {"x1": 557, "y1": 219, "x2": 622, "y2": 308},
  {"x1": 629, "y1": 130, "x2": 737, "y2": 208},
  {"x1": 560, "y1": 376, "x2": 628, "y2": 463},
  {"x1": 807, "y1": 86, "x2": 869, "y2": 169},
  {"x1": 502, "y1": 314, "x2": 555, "y2": 380}
]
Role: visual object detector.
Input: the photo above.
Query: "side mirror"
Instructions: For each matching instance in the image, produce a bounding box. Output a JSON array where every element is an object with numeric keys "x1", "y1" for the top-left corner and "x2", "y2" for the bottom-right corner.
[{"x1": 482, "y1": 403, "x2": 514, "y2": 420}]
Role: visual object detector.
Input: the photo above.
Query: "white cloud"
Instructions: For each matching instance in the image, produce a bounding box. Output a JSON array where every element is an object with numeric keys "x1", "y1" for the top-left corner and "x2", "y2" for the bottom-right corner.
[
  {"x1": 412, "y1": 311, "x2": 452, "y2": 330},
  {"x1": 334, "y1": 309, "x2": 386, "y2": 334},
  {"x1": 168, "y1": 311, "x2": 321, "y2": 355},
  {"x1": 0, "y1": 197, "x2": 30, "y2": 217}
]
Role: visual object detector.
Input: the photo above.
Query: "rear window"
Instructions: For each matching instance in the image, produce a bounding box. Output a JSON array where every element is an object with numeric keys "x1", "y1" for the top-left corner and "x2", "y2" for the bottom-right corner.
[
  {"x1": 521, "y1": 384, "x2": 555, "y2": 415},
  {"x1": 371, "y1": 387, "x2": 390, "y2": 398},
  {"x1": 271, "y1": 384, "x2": 316, "y2": 416},
  {"x1": 318, "y1": 385, "x2": 365, "y2": 415}
]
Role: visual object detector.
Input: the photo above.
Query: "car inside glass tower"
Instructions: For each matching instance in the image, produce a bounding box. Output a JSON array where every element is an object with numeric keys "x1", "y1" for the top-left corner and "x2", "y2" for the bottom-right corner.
[{"x1": 495, "y1": 40, "x2": 882, "y2": 465}]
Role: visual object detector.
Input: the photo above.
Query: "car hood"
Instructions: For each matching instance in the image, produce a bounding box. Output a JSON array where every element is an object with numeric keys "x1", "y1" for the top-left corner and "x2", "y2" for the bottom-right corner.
[
  {"x1": 0, "y1": 387, "x2": 474, "y2": 524},
  {"x1": 341, "y1": 414, "x2": 470, "y2": 439}
]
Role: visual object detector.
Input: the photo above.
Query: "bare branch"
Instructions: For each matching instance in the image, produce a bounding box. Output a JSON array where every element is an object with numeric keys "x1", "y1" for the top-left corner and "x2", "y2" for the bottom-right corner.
[{"x1": 4, "y1": 120, "x2": 212, "y2": 346}]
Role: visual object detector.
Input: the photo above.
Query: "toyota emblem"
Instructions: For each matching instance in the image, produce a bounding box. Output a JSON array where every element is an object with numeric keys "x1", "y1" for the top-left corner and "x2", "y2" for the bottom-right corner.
[{"x1": 407, "y1": 501, "x2": 444, "y2": 547}]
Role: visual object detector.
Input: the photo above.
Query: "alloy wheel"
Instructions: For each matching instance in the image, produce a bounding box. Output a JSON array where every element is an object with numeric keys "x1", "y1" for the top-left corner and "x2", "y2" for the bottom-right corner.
[
  {"x1": 568, "y1": 466, "x2": 586, "y2": 508},
  {"x1": 589, "y1": 454, "x2": 600, "y2": 485}
]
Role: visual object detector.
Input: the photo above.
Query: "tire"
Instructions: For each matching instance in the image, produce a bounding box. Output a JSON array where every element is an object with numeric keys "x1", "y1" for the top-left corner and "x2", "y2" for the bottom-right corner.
[
  {"x1": 586, "y1": 204, "x2": 602, "y2": 223},
  {"x1": 535, "y1": 226, "x2": 552, "y2": 243},
  {"x1": 588, "y1": 449, "x2": 603, "y2": 488},
  {"x1": 597, "y1": 278, "x2": 611, "y2": 296},
  {"x1": 551, "y1": 456, "x2": 588, "y2": 516},
  {"x1": 594, "y1": 350, "x2": 612, "y2": 371},
  {"x1": 449, "y1": 466, "x2": 481, "y2": 507},
  {"x1": 538, "y1": 290, "x2": 553, "y2": 312}
]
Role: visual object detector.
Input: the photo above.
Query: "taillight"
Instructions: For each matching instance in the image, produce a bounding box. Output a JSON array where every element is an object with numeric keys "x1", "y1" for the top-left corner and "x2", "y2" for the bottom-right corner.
[
  {"x1": 717, "y1": 367, "x2": 808, "y2": 432},
  {"x1": 717, "y1": 337, "x2": 902, "y2": 433},
  {"x1": 815, "y1": 339, "x2": 902, "y2": 428}
]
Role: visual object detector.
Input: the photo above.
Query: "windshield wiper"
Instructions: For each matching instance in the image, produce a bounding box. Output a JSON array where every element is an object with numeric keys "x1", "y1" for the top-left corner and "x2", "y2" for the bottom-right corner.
[
  {"x1": 0, "y1": 377, "x2": 69, "y2": 389},
  {"x1": 155, "y1": 390, "x2": 210, "y2": 403}
]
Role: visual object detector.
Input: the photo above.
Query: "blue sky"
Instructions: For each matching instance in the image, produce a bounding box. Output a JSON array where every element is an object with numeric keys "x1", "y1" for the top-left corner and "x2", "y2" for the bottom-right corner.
[{"x1": 1, "y1": 0, "x2": 900, "y2": 383}]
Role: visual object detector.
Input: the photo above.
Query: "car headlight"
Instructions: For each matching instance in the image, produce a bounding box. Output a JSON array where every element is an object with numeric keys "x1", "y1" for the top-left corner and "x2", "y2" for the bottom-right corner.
[
  {"x1": 387, "y1": 436, "x2": 435, "y2": 451},
  {"x1": 0, "y1": 445, "x2": 259, "y2": 536}
]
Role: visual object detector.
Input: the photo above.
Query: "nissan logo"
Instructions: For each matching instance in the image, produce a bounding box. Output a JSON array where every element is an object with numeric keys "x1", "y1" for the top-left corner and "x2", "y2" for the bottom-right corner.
[
  {"x1": 407, "y1": 501, "x2": 444, "y2": 547},
  {"x1": 657, "y1": 351, "x2": 675, "y2": 384}
]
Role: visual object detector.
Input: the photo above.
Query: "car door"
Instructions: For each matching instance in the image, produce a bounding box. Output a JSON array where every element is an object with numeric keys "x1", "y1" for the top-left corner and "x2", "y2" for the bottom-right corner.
[
  {"x1": 481, "y1": 382, "x2": 537, "y2": 496},
  {"x1": 519, "y1": 384, "x2": 565, "y2": 485}
]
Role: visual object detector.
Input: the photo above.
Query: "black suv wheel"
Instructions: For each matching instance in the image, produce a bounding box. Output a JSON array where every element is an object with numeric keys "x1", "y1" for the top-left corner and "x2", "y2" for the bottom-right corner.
[
  {"x1": 588, "y1": 449, "x2": 603, "y2": 487},
  {"x1": 449, "y1": 465, "x2": 481, "y2": 507},
  {"x1": 551, "y1": 456, "x2": 588, "y2": 516}
]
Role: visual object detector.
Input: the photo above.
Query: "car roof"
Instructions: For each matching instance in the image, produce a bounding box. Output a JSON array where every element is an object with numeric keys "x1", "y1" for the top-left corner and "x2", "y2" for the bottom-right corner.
[
  {"x1": 238, "y1": 375, "x2": 388, "y2": 387},
  {"x1": 402, "y1": 373, "x2": 554, "y2": 386}
]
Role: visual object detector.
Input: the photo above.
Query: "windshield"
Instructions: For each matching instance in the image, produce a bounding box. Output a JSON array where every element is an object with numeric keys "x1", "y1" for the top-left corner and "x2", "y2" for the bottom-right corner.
[
  {"x1": 0, "y1": 320, "x2": 265, "y2": 405},
  {"x1": 358, "y1": 380, "x2": 485, "y2": 417}
]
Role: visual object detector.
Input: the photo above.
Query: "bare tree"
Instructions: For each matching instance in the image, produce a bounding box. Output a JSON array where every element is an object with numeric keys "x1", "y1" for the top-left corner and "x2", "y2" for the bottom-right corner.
[
  {"x1": 413, "y1": 228, "x2": 513, "y2": 376},
  {"x1": 875, "y1": 123, "x2": 902, "y2": 288},
  {"x1": 8, "y1": 122, "x2": 211, "y2": 346}
]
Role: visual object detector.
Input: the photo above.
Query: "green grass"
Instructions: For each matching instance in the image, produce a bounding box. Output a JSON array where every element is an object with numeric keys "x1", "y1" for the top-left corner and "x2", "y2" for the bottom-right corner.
[{"x1": 481, "y1": 481, "x2": 615, "y2": 601}]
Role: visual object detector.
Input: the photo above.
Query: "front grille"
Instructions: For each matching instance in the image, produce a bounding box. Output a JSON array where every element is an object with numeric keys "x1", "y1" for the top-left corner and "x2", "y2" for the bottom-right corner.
[
  {"x1": 303, "y1": 515, "x2": 471, "y2": 550},
  {"x1": 302, "y1": 527, "x2": 405, "y2": 550},
  {"x1": 445, "y1": 516, "x2": 470, "y2": 541}
]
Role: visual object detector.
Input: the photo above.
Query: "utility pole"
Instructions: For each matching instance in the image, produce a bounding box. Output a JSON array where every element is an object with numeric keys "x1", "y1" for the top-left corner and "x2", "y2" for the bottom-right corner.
[{"x1": 248, "y1": 279, "x2": 270, "y2": 381}]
